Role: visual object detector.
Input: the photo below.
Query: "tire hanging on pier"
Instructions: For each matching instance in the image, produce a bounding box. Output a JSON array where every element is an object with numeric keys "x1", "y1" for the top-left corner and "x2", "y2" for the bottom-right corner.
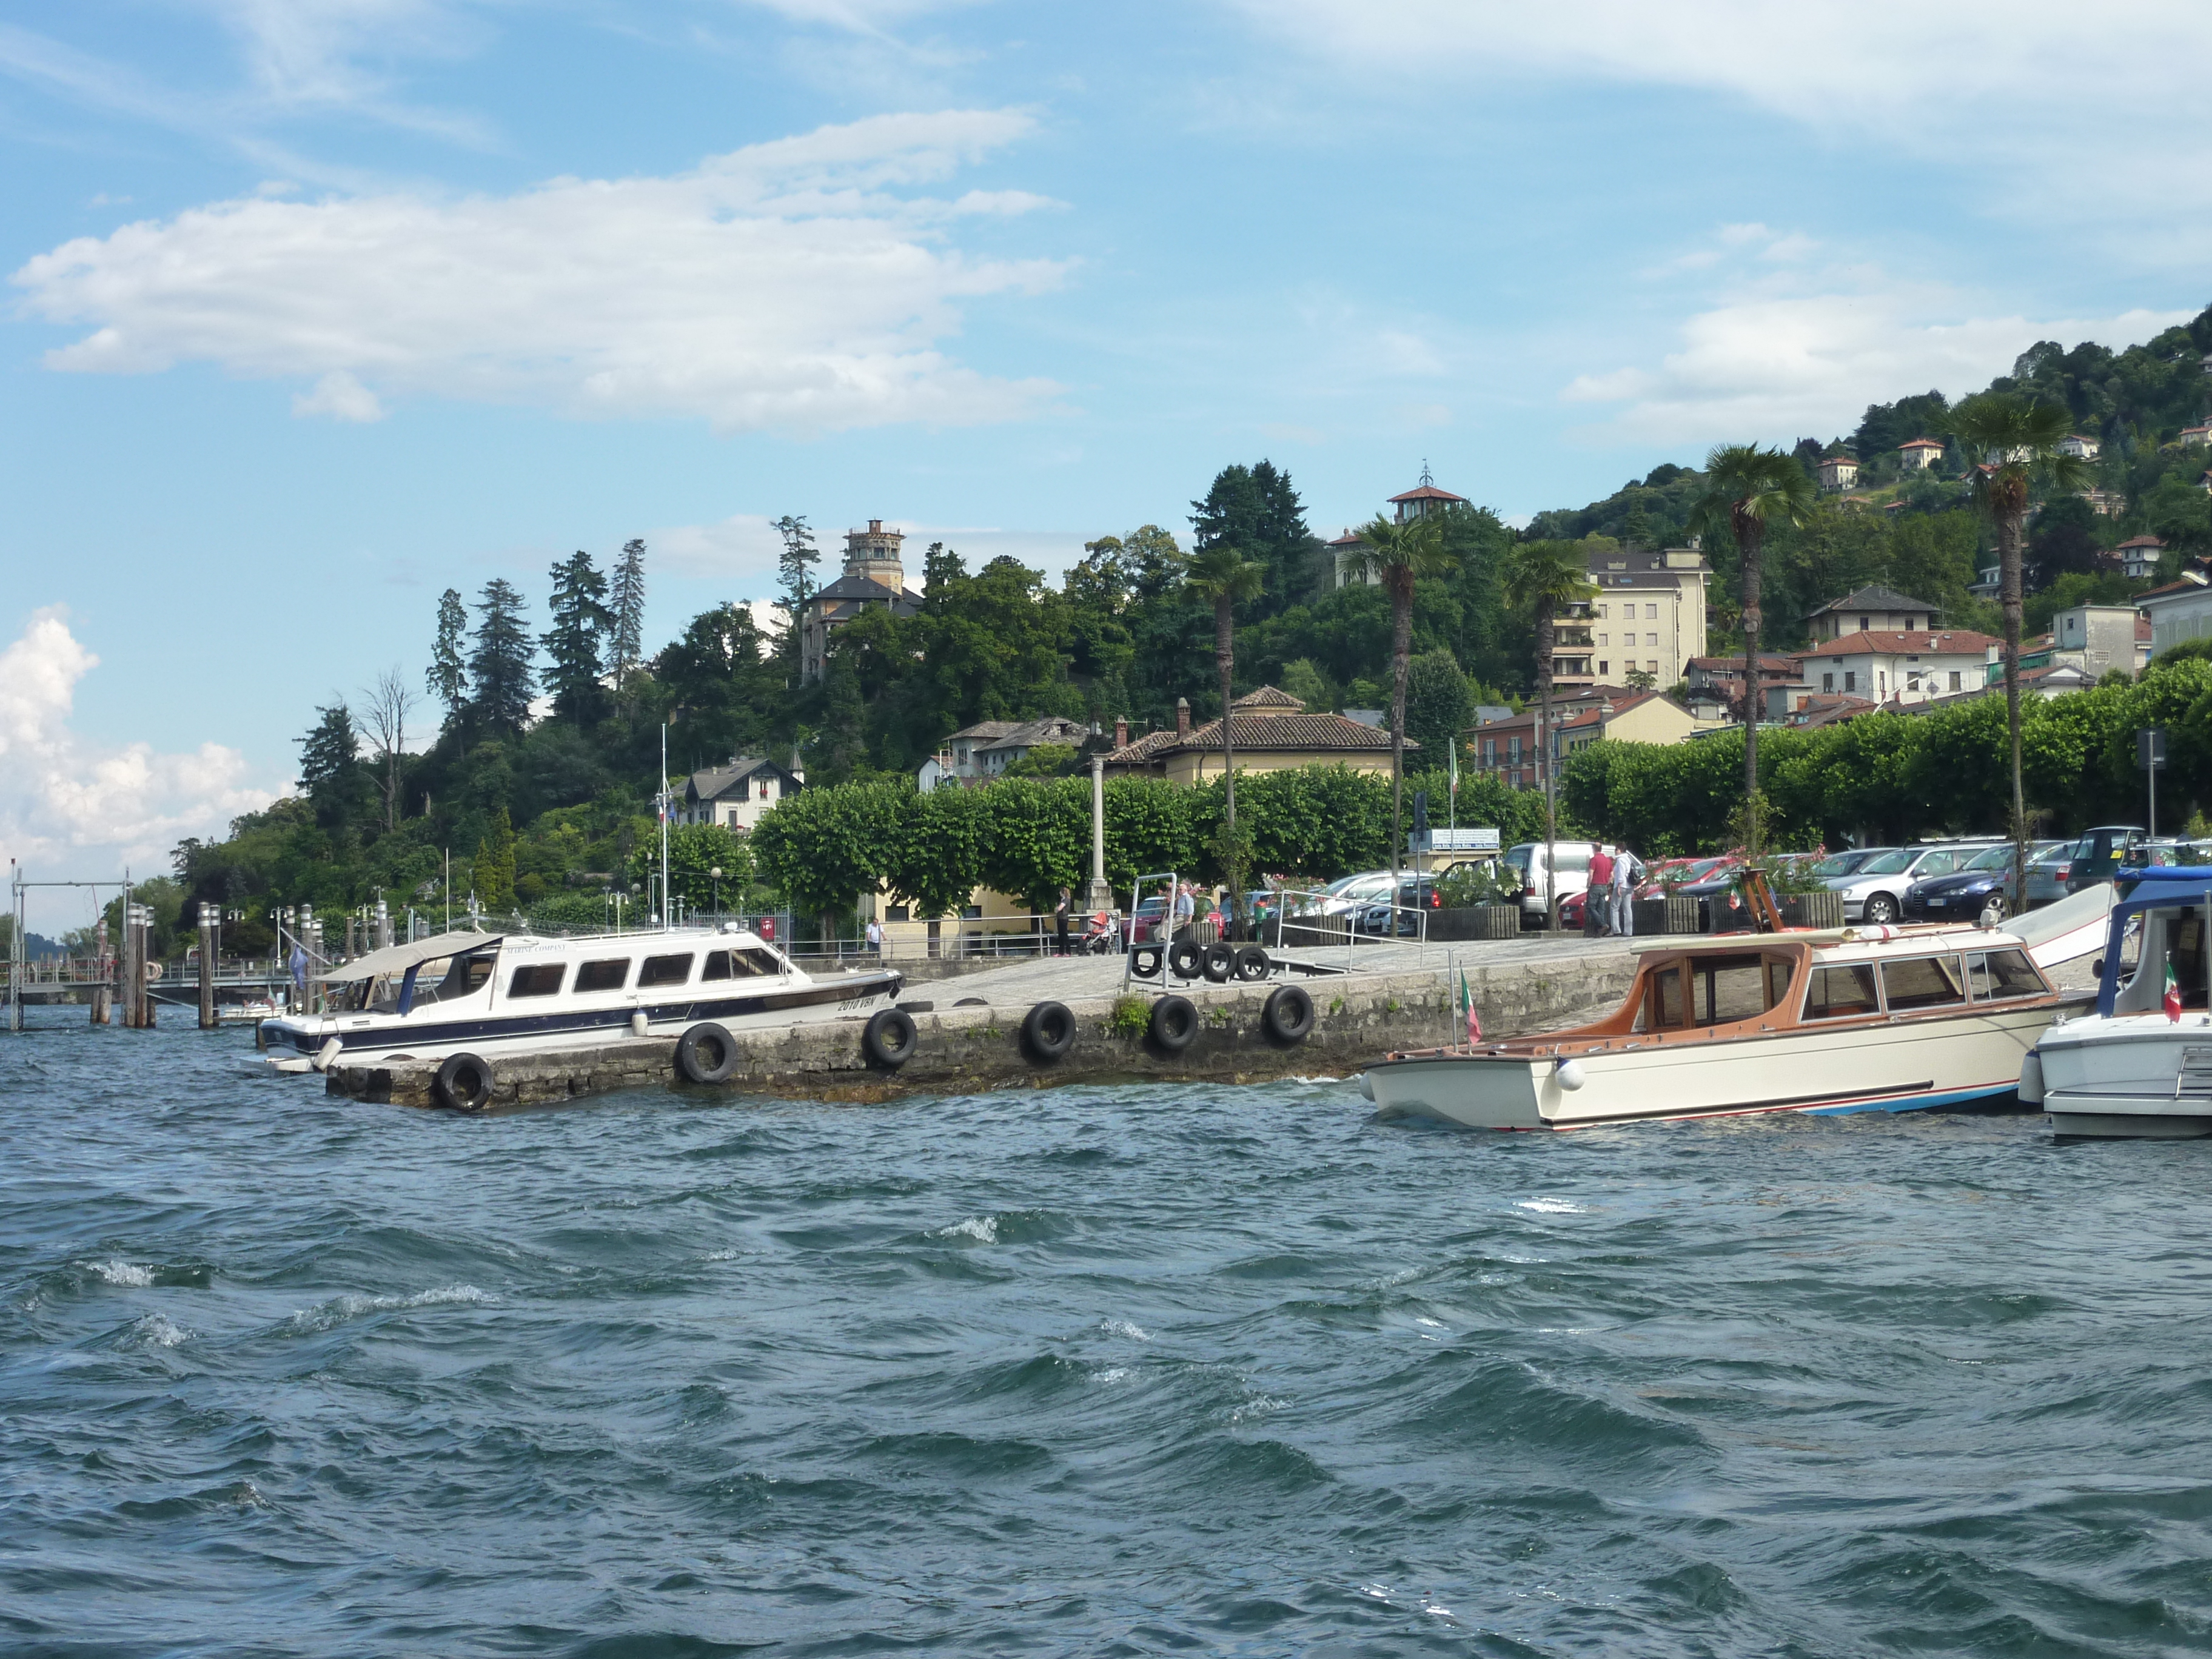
[
  {"x1": 863, "y1": 1007, "x2": 917, "y2": 1068},
  {"x1": 1233, "y1": 945, "x2": 1270, "y2": 982},
  {"x1": 676, "y1": 1021, "x2": 739, "y2": 1084},
  {"x1": 1201, "y1": 942, "x2": 1236, "y2": 984},
  {"x1": 1021, "y1": 1000, "x2": 1077, "y2": 1063},
  {"x1": 1262, "y1": 984, "x2": 1315, "y2": 1046},
  {"x1": 1130, "y1": 944, "x2": 1164, "y2": 980},
  {"x1": 1167, "y1": 938, "x2": 1204, "y2": 980},
  {"x1": 1149, "y1": 994, "x2": 1198, "y2": 1054},
  {"x1": 435, "y1": 1052, "x2": 494, "y2": 1113}
]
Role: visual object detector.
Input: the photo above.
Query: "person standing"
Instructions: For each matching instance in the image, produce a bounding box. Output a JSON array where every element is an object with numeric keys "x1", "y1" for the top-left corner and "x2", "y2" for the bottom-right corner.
[
  {"x1": 1054, "y1": 887, "x2": 1071, "y2": 956},
  {"x1": 1586, "y1": 845, "x2": 1615, "y2": 937},
  {"x1": 1612, "y1": 843, "x2": 1641, "y2": 937},
  {"x1": 864, "y1": 915, "x2": 883, "y2": 956}
]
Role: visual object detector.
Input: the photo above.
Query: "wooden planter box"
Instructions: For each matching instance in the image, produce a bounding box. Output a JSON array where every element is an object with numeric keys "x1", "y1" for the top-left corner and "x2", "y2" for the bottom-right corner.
[
  {"x1": 1707, "y1": 887, "x2": 1847, "y2": 933},
  {"x1": 1631, "y1": 895, "x2": 1701, "y2": 934},
  {"x1": 1430, "y1": 904, "x2": 1523, "y2": 941}
]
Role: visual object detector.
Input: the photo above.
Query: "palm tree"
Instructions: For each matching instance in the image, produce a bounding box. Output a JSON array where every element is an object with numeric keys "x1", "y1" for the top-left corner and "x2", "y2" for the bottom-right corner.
[
  {"x1": 1185, "y1": 546, "x2": 1265, "y2": 933},
  {"x1": 1688, "y1": 444, "x2": 1815, "y2": 858},
  {"x1": 1356, "y1": 513, "x2": 1458, "y2": 882},
  {"x1": 1951, "y1": 393, "x2": 2092, "y2": 911},
  {"x1": 1503, "y1": 539, "x2": 1596, "y2": 922}
]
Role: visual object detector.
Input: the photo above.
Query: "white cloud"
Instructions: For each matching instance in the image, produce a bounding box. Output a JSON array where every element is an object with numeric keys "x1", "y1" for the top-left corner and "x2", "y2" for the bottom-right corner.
[
  {"x1": 292, "y1": 369, "x2": 384, "y2": 421},
  {"x1": 0, "y1": 608, "x2": 271, "y2": 886},
  {"x1": 1237, "y1": 2, "x2": 2212, "y2": 216},
  {"x1": 12, "y1": 110, "x2": 1069, "y2": 434}
]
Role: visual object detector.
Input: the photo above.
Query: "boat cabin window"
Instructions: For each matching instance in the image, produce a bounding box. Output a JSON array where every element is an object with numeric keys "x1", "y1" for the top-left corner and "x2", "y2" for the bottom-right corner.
[
  {"x1": 1805, "y1": 964, "x2": 1879, "y2": 1019},
  {"x1": 1639, "y1": 963, "x2": 1687, "y2": 1031},
  {"x1": 638, "y1": 953, "x2": 694, "y2": 988},
  {"x1": 1637, "y1": 954, "x2": 1790, "y2": 1030},
  {"x1": 1880, "y1": 954, "x2": 1967, "y2": 1011},
  {"x1": 420, "y1": 951, "x2": 494, "y2": 1003},
  {"x1": 509, "y1": 963, "x2": 566, "y2": 997},
  {"x1": 1966, "y1": 949, "x2": 2045, "y2": 1001},
  {"x1": 2112, "y1": 908, "x2": 2207, "y2": 1014},
  {"x1": 575, "y1": 958, "x2": 630, "y2": 993},
  {"x1": 702, "y1": 947, "x2": 782, "y2": 980}
]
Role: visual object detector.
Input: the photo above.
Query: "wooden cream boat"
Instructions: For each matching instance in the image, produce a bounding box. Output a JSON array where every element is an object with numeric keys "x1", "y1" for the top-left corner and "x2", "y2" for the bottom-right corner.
[{"x1": 1364, "y1": 874, "x2": 2083, "y2": 1131}]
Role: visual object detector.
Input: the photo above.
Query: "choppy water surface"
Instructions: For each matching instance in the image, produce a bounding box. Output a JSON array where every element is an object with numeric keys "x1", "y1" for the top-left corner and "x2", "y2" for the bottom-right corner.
[{"x1": 7, "y1": 1011, "x2": 2212, "y2": 1657}]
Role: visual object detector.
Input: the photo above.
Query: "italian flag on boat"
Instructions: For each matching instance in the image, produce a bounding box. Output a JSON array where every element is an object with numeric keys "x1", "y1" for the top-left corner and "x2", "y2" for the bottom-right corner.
[
  {"x1": 1460, "y1": 972, "x2": 1481, "y2": 1045},
  {"x1": 2166, "y1": 957, "x2": 2184, "y2": 1022}
]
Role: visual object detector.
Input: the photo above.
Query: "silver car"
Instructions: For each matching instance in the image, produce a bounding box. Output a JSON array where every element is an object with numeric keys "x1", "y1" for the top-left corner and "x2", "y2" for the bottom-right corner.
[{"x1": 1827, "y1": 842, "x2": 2003, "y2": 924}]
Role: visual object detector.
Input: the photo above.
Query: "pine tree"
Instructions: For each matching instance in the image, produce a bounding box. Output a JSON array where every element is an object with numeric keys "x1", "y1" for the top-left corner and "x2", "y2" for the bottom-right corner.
[
  {"x1": 608, "y1": 538, "x2": 646, "y2": 687},
  {"x1": 469, "y1": 578, "x2": 536, "y2": 736},
  {"x1": 543, "y1": 550, "x2": 613, "y2": 725},
  {"x1": 1190, "y1": 461, "x2": 1315, "y2": 614},
  {"x1": 427, "y1": 588, "x2": 469, "y2": 721},
  {"x1": 473, "y1": 805, "x2": 517, "y2": 911},
  {"x1": 297, "y1": 702, "x2": 367, "y2": 831},
  {"x1": 774, "y1": 514, "x2": 819, "y2": 632}
]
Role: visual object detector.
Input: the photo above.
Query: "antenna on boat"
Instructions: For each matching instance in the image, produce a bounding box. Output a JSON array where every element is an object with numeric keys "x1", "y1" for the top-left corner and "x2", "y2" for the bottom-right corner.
[{"x1": 660, "y1": 714, "x2": 674, "y2": 931}]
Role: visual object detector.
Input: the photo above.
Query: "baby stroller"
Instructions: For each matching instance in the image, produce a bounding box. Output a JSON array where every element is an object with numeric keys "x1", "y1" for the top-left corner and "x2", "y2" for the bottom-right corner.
[{"x1": 1081, "y1": 911, "x2": 1119, "y2": 955}]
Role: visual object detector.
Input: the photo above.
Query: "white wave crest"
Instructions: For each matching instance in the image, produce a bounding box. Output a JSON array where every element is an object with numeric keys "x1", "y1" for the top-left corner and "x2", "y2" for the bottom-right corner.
[
  {"x1": 1099, "y1": 1318, "x2": 1151, "y2": 1341},
  {"x1": 1515, "y1": 1198, "x2": 1584, "y2": 1215},
  {"x1": 128, "y1": 1312, "x2": 192, "y2": 1347},
  {"x1": 1091, "y1": 1366, "x2": 1131, "y2": 1384},
  {"x1": 933, "y1": 1216, "x2": 997, "y2": 1243},
  {"x1": 282, "y1": 1283, "x2": 492, "y2": 1333},
  {"x1": 87, "y1": 1259, "x2": 154, "y2": 1287}
]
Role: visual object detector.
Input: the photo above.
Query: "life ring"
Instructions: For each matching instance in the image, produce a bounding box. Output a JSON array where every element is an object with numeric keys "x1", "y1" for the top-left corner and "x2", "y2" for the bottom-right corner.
[
  {"x1": 1233, "y1": 944, "x2": 1270, "y2": 982},
  {"x1": 145, "y1": 962, "x2": 163, "y2": 980},
  {"x1": 1167, "y1": 937, "x2": 1204, "y2": 979},
  {"x1": 1148, "y1": 994, "x2": 1198, "y2": 1053},
  {"x1": 435, "y1": 1052, "x2": 493, "y2": 1112},
  {"x1": 1130, "y1": 943, "x2": 1164, "y2": 979},
  {"x1": 1021, "y1": 1000, "x2": 1076, "y2": 1062},
  {"x1": 1201, "y1": 942, "x2": 1236, "y2": 983},
  {"x1": 863, "y1": 1007, "x2": 917, "y2": 1068},
  {"x1": 676, "y1": 1021, "x2": 739, "y2": 1084},
  {"x1": 1262, "y1": 984, "x2": 1315, "y2": 1045}
]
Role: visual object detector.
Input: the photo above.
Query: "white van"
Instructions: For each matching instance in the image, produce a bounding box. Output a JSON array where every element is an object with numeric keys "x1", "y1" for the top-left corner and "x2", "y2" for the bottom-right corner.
[{"x1": 1502, "y1": 841, "x2": 1601, "y2": 926}]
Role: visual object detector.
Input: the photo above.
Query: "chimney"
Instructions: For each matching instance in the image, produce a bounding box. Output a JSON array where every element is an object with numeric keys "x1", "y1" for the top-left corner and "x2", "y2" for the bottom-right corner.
[
  {"x1": 868, "y1": 518, "x2": 882, "y2": 533},
  {"x1": 1175, "y1": 697, "x2": 1191, "y2": 737},
  {"x1": 1114, "y1": 716, "x2": 1129, "y2": 748}
]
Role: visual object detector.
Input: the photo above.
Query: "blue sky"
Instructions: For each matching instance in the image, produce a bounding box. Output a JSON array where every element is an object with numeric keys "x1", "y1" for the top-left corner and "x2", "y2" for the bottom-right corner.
[{"x1": 2, "y1": 0, "x2": 2207, "y2": 895}]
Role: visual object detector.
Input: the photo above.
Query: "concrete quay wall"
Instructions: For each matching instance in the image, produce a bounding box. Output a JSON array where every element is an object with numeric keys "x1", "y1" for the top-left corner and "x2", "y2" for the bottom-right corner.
[{"x1": 328, "y1": 946, "x2": 1640, "y2": 1111}]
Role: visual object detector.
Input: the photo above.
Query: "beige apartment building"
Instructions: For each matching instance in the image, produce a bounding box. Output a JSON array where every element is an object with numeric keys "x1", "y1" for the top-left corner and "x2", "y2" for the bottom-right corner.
[{"x1": 1552, "y1": 545, "x2": 1711, "y2": 691}]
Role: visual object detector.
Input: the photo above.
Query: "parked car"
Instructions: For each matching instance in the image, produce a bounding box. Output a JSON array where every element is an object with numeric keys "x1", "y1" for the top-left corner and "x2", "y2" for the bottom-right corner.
[
  {"x1": 2063, "y1": 825, "x2": 2148, "y2": 894},
  {"x1": 1127, "y1": 893, "x2": 1223, "y2": 946},
  {"x1": 1355, "y1": 877, "x2": 1443, "y2": 936},
  {"x1": 1298, "y1": 870, "x2": 1399, "y2": 917},
  {"x1": 1501, "y1": 840, "x2": 1601, "y2": 925},
  {"x1": 2024, "y1": 839, "x2": 2080, "y2": 908},
  {"x1": 1903, "y1": 840, "x2": 2062, "y2": 923},
  {"x1": 1827, "y1": 841, "x2": 2003, "y2": 924},
  {"x1": 1633, "y1": 854, "x2": 1729, "y2": 902},
  {"x1": 1808, "y1": 846, "x2": 1895, "y2": 882}
]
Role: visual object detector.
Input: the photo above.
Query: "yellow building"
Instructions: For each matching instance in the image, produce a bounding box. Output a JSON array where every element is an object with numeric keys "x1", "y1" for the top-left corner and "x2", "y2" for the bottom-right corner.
[{"x1": 1103, "y1": 686, "x2": 1409, "y2": 781}]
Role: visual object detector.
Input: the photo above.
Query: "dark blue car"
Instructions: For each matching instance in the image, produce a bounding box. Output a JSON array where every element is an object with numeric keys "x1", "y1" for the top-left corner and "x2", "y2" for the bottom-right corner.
[{"x1": 1903, "y1": 841, "x2": 2060, "y2": 923}]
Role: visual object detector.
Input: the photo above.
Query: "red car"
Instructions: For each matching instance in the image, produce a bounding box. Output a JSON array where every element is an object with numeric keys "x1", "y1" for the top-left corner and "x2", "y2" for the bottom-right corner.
[{"x1": 1127, "y1": 894, "x2": 1224, "y2": 945}]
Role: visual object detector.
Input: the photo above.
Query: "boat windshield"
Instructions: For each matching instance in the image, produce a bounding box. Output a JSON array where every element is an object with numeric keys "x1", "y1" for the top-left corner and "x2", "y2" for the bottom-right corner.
[{"x1": 1636, "y1": 951, "x2": 1793, "y2": 1031}]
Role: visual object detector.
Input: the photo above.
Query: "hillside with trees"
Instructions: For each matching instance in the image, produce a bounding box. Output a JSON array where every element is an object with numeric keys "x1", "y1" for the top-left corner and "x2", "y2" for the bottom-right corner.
[{"x1": 152, "y1": 305, "x2": 2212, "y2": 952}]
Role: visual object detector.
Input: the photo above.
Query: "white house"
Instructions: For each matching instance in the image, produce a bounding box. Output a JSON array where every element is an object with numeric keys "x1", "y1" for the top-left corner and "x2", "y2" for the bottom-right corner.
[
  {"x1": 2116, "y1": 534, "x2": 2165, "y2": 581},
  {"x1": 2057, "y1": 434, "x2": 2102, "y2": 460},
  {"x1": 1804, "y1": 584, "x2": 1940, "y2": 641},
  {"x1": 1815, "y1": 454, "x2": 1860, "y2": 491},
  {"x1": 933, "y1": 716, "x2": 1091, "y2": 784},
  {"x1": 678, "y1": 756, "x2": 802, "y2": 833},
  {"x1": 1794, "y1": 629, "x2": 2000, "y2": 706},
  {"x1": 2181, "y1": 423, "x2": 2211, "y2": 450},
  {"x1": 1898, "y1": 437, "x2": 1947, "y2": 471},
  {"x1": 2139, "y1": 573, "x2": 2212, "y2": 659}
]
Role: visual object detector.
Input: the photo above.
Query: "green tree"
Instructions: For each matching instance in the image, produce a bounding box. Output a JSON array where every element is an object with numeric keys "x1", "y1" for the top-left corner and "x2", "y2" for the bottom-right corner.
[
  {"x1": 626, "y1": 821, "x2": 752, "y2": 913},
  {"x1": 1951, "y1": 392, "x2": 2093, "y2": 905},
  {"x1": 1689, "y1": 444, "x2": 1816, "y2": 854},
  {"x1": 883, "y1": 785, "x2": 990, "y2": 929},
  {"x1": 543, "y1": 550, "x2": 614, "y2": 725},
  {"x1": 1503, "y1": 540, "x2": 1596, "y2": 896},
  {"x1": 1404, "y1": 649, "x2": 1473, "y2": 761},
  {"x1": 773, "y1": 514, "x2": 819, "y2": 646},
  {"x1": 1190, "y1": 461, "x2": 1315, "y2": 613},
  {"x1": 608, "y1": 538, "x2": 648, "y2": 700},
  {"x1": 297, "y1": 701, "x2": 369, "y2": 832},
  {"x1": 1355, "y1": 511, "x2": 1458, "y2": 876},
  {"x1": 427, "y1": 588, "x2": 469, "y2": 723},
  {"x1": 469, "y1": 578, "x2": 537, "y2": 737},
  {"x1": 1279, "y1": 657, "x2": 1335, "y2": 714},
  {"x1": 473, "y1": 804, "x2": 517, "y2": 913},
  {"x1": 1185, "y1": 545, "x2": 1265, "y2": 925},
  {"x1": 751, "y1": 780, "x2": 903, "y2": 940}
]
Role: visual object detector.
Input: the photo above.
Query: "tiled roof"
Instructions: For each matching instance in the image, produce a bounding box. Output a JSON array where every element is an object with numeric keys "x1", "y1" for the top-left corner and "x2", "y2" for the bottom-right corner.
[
  {"x1": 943, "y1": 720, "x2": 1022, "y2": 743},
  {"x1": 1230, "y1": 685, "x2": 1306, "y2": 711},
  {"x1": 2116, "y1": 534, "x2": 2165, "y2": 550},
  {"x1": 1792, "y1": 694, "x2": 1877, "y2": 728},
  {"x1": 1327, "y1": 529, "x2": 1367, "y2": 547},
  {"x1": 975, "y1": 717, "x2": 1090, "y2": 754},
  {"x1": 1805, "y1": 584, "x2": 1937, "y2": 618},
  {"x1": 1105, "y1": 712, "x2": 1411, "y2": 765},
  {"x1": 1798, "y1": 629, "x2": 1997, "y2": 658},
  {"x1": 686, "y1": 756, "x2": 792, "y2": 799},
  {"x1": 1686, "y1": 654, "x2": 1798, "y2": 675},
  {"x1": 811, "y1": 571, "x2": 919, "y2": 605},
  {"x1": 1899, "y1": 437, "x2": 1946, "y2": 449},
  {"x1": 1465, "y1": 689, "x2": 1669, "y2": 737},
  {"x1": 1388, "y1": 484, "x2": 1467, "y2": 504}
]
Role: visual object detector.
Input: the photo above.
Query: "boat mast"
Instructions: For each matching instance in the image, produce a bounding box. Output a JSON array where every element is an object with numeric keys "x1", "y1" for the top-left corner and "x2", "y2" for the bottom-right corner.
[{"x1": 660, "y1": 716, "x2": 672, "y2": 931}]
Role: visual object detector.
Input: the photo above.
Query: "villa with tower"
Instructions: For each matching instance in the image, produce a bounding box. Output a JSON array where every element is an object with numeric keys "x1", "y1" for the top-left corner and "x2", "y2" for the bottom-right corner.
[{"x1": 796, "y1": 519, "x2": 923, "y2": 683}]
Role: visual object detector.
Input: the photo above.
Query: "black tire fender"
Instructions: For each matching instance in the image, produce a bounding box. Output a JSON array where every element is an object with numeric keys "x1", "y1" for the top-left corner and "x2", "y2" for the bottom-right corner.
[
  {"x1": 1021, "y1": 1000, "x2": 1077, "y2": 1062},
  {"x1": 862, "y1": 1007, "x2": 917, "y2": 1068},
  {"x1": 1149, "y1": 994, "x2": 1198, "y2": 1053},
  {"x1": 1233, "y1": 944, "x2": 1270, "y2": 982},
  {"x1": 1167, "y1": 937, "x2": 1204, "y2": 979},
  {"x1": 1201, "y1": 941, "x2": 1235, "y2": 983},
  {"x1": 676, "y1": 1021, "x2": 739, "y2": 1084},
  {"x1": 435, "y1": 1051, "x2": 494, "y2": 1113},
  {"x1": 1263, "y1": 984, "x2": 1315, "y2": 1045},
  {"x1": 1130, "y1": 943, "x2": 1164, "y2": 980}
]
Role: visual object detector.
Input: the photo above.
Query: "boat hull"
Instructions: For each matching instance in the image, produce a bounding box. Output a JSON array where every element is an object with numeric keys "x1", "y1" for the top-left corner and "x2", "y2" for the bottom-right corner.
[
  {"x1": 1367, "y1": 1005, "x2": 2056, "y2": 1131},
  {"x1": 2036, "y1": 1012, "x2": 2212, "y2": 1138},
  {"x1": 263, "y1": 970, "x2": 904, "y2": 1068}
]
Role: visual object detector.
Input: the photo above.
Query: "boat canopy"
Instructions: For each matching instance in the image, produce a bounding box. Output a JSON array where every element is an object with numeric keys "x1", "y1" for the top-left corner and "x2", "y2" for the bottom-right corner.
[{"x1": 313, "y1": 930, "x2": 503, "y2": 983}]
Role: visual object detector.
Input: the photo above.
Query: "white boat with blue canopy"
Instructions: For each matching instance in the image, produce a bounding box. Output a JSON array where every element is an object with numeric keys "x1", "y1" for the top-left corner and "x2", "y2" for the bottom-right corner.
[
  {"x1": 260, "y1": 925, "x2": 903, "y2": 1073},
  {"x1": 2023, "y1": 868, "x2": 2212, "y2": 1138}
]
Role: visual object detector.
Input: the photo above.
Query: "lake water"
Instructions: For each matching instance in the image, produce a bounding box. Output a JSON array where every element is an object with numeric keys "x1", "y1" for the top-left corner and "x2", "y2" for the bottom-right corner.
[{"x1": 6, "y1": 1009, "x2": 2212, "y2": 1656}]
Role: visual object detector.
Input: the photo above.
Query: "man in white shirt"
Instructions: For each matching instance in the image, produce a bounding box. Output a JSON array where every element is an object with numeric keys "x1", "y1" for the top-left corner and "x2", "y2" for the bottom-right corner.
[{"x1": 1611, "y1": 845, "x2": 1643, "y2": 937}]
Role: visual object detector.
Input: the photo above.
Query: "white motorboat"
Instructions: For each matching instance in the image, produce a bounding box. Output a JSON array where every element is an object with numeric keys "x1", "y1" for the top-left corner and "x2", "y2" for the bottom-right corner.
[
  {"x1": 2023, "y1": 870, "x2": 2212, "y2": 1138},
  {"x1": 1363, "y1": 873, "x2": 2096, "y2": 1132},
  {"x1": 260, "y1": 925, "x2": 902, "y2": 1073}
]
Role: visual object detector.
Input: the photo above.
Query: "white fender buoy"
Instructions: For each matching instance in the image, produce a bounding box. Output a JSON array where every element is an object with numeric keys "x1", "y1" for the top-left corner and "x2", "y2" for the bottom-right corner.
[
  {"x1": 630, "y1": 1010, "x2": 649, "y2": 1037},
  {"x1": 1358, "y1": 1071, "x2": 1376, "y2": 1101},
  {"x1": 2016, "y1": 1051, "x2": 2045, "y2": 1105},
  {"x1": 1555, "y1": 1058, "x2": 1587, "y2": 1091},
  {"x1": 313, "y1": 1037, "x2": 343, "y2": 1072}
]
